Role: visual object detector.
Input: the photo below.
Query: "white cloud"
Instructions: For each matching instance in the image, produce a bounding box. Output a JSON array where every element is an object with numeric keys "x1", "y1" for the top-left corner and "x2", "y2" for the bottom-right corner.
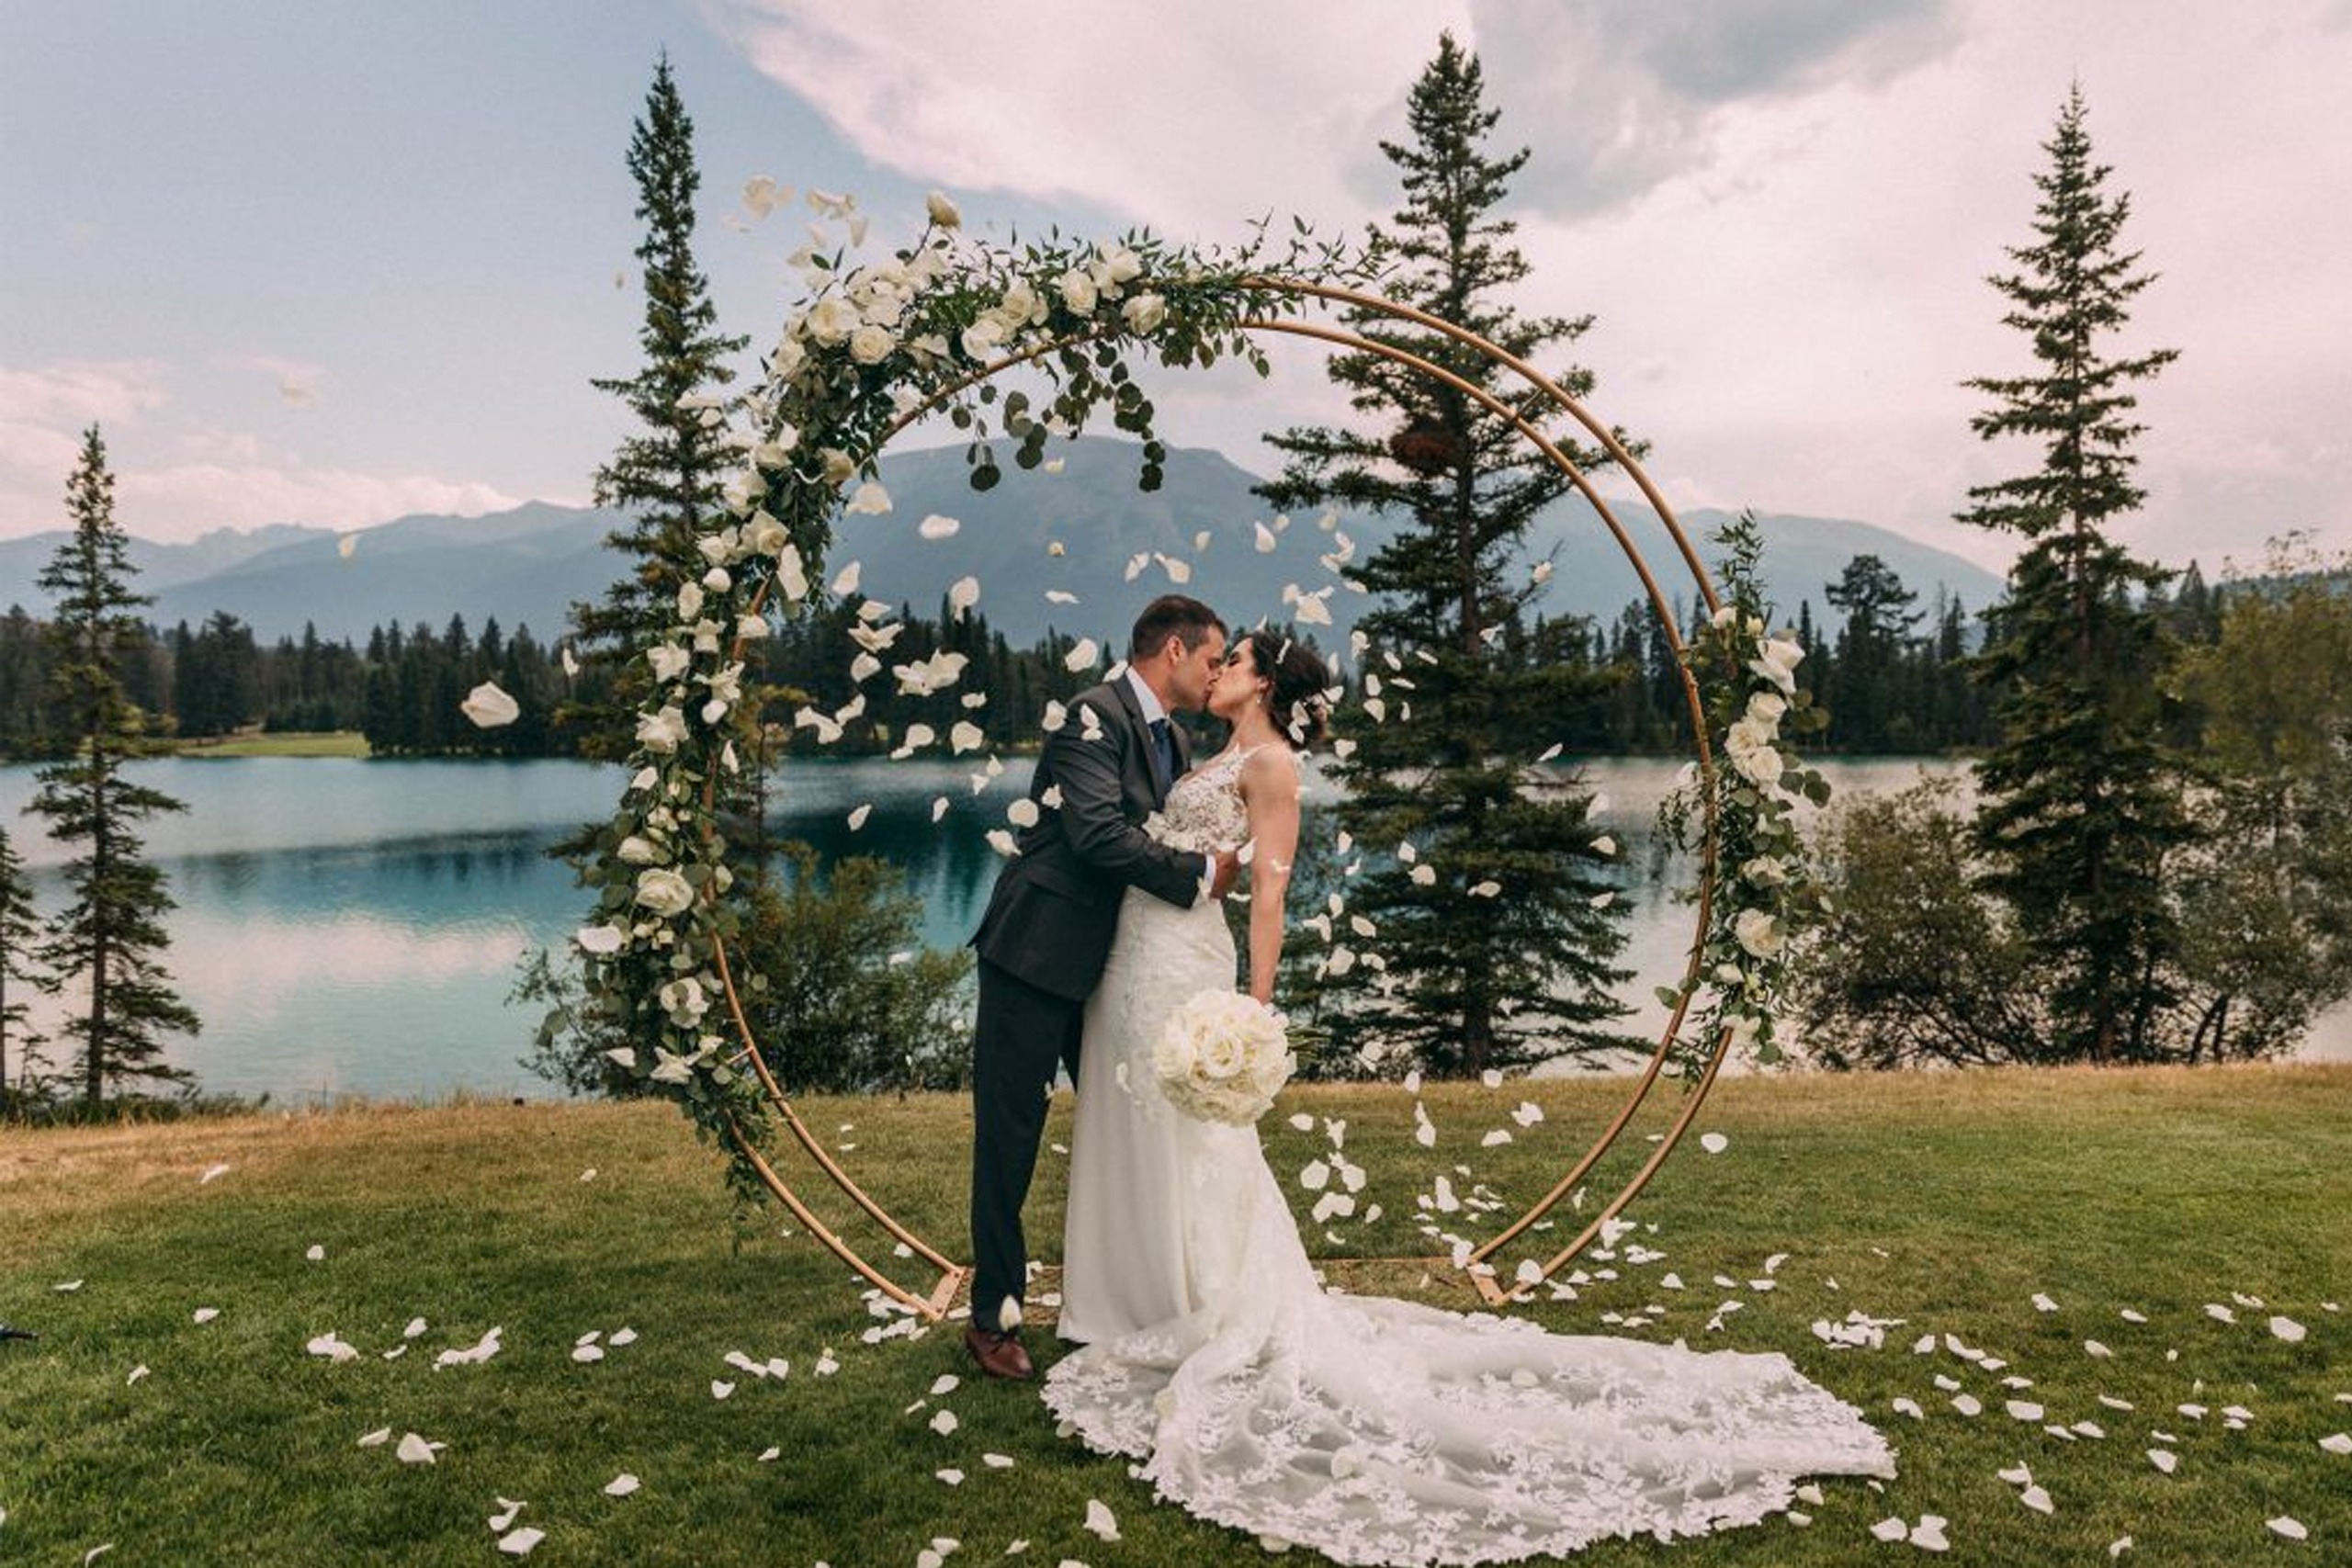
[
  {"x1": 707, "y1": 0, "x2": 1456, "y2": 238},
  {"x1": 0, "y1": 359, "x2": 172, "y2": 426},
  {"x1": 119, "y1": 463, "x2": 525, "y2": 539}
]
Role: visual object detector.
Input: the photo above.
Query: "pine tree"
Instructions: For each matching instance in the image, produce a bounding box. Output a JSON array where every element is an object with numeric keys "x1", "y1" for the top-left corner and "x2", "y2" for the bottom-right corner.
[
  {"x1": 1259, "y1": 33, "x2": 1631, "y2": 1077},
  {"x1": 1823, "y1": 555, "x2": 1922, "y2": 751},
  {"x1": 1960, "y1": 85, "x2": 2189, "y2": 1064},
  {"x1": 0, "y1": 828, "x2": 47, "y2": 1108},
  {"x1": 562, "y1": 52, "x2": 750, "y2": 764},
  {"x1": 31, "y1": 426, "x2": 199, "y2": 1104}
]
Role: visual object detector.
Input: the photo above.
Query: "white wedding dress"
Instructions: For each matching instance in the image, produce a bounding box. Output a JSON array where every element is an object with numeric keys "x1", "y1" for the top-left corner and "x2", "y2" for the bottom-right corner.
[{"x1": 1046, "y1": 746, "x2": 1895, "y2": 1564}]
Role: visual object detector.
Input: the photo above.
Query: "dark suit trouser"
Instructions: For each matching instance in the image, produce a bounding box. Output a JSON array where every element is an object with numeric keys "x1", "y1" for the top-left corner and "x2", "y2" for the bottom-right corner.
[{"x1": 969, "y1": 956, "x2": 1086, "y2": 1330}]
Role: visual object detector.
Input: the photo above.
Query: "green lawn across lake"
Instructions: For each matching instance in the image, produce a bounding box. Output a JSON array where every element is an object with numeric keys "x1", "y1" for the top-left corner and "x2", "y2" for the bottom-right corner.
[{"x1": 3, "y1": 1065, "x2": 2345, "y2": 1565}]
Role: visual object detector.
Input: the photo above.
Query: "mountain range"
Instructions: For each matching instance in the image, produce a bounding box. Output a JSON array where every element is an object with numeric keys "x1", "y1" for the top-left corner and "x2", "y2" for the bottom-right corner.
[{"x1": 0, "y1": 438, "x2": 2007, "y2": 648}]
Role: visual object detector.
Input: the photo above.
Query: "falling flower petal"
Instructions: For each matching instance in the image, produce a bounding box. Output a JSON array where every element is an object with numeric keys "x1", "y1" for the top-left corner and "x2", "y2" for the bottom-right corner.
[
  {"x1": 844, "y1": 482, "x2": 892, "y2": 515},
  {"x1": 917, "y1": 513, "x2": 960, "y2": 539},
  {"x1": 459, "y1": 681, "x2": 520, "y2": 729},
  {"x1": 1064, "y1": 637, "x2": 1100, "y2": 671}
]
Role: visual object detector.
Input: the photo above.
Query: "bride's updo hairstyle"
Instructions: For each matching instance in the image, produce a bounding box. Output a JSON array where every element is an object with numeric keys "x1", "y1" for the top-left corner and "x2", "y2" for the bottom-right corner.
[{"x1": 1242, "y1": 627, "x2": 1332, "y2": 749}]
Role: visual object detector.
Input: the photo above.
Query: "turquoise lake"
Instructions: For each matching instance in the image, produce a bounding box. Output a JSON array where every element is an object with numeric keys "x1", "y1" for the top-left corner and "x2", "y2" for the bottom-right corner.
[{"x1": 1, "y1": 756, "x2": 2339, "y2": 1100}]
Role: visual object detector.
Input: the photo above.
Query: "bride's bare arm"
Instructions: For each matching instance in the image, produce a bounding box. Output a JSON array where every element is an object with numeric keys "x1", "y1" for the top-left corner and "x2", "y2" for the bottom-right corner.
[{"x1": 1238, "y1": 747, "x2": 1303, "y2": 1005}]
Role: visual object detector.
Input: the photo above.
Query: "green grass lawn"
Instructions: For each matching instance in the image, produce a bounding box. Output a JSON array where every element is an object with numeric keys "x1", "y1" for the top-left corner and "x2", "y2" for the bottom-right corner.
[
  {"x1": 168, "y1": 730, "x2": 372, "y2": 758},
  {"x1": 3, "y1": 1066, "x2": 2346, "y2": 1565}
]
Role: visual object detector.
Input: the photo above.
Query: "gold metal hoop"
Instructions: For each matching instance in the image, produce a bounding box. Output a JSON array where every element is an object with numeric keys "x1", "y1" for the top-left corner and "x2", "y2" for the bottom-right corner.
[{"x1": 707, "y1": 278, "x2": 1738, "y2": 1318}]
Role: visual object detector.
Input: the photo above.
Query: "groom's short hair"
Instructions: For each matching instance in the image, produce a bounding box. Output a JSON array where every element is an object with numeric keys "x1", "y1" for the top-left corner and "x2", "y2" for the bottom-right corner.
[{"x1": 1128, "y1": 594, "x2": 1225, "y2": 660}]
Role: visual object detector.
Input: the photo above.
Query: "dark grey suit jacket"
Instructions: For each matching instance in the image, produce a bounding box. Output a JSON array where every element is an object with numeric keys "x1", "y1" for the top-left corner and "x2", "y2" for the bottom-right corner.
[{"x1": 971, "y1": 676, "x2": 1203, "y2": 1000}]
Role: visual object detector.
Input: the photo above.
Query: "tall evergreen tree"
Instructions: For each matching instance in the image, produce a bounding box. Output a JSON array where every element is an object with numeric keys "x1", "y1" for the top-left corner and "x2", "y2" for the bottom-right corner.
[
  {"x1": 1960, "y1": 85, "x2": 2189, "y2": 1064},
  {"x1": 30, "y1": 427, "x2": 199, "y2": 1103},
  {"x1": 0, "y1": 828, "x2": 46, "y2": 1107},
  {"x1": 1823, "y1": 555, "x2": 1922, "y2": 751},
  {"x1": 1259, "y1": 33, "x2": 1631, "y2": 1077},
  {"x1": 562, "y1": 52, "x2": 750, "y2": 764}
]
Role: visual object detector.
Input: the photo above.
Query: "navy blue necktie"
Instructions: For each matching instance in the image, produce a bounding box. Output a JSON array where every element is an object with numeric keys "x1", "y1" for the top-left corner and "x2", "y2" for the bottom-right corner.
[{"x1": 1149, "y1": 717, "x2": 1175, "y2": 794}]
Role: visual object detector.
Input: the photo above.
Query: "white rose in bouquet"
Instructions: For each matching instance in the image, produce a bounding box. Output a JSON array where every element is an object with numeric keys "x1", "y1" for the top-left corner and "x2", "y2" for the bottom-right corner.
[{"x1": 1153, "y1": 989, "x2": 1295, "y2": 1125}]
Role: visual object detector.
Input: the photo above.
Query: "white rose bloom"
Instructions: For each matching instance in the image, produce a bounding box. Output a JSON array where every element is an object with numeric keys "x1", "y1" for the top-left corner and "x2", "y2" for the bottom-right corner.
[
  {"x1": 849, "y1": 323, "x2": 894, "y2": 364},
  {"x1": 1746, "y1": 691, "x2": 1789, "y2": 727},
  {"x1": 1057, "y1": 268, "x2": 1099, "y2": 315},
  {"x1": 958, "y1": 316, "x2": 1007, "y2": 363},
  {"x1": 769, "y1": 334, "x2": 807, "y2": 382},
  {"x1": 1097, "y1": 243, "x2": 1143, "y2": 285},
  {"x1": 616, "y1": 835, "x2": 662, "y2": 865},
  {"x1": 1198, "y1": 1034, "x2": 1247, "y2": 1080},
  {"x1": 820, "y1": 447, "x2": 856, "y2": 484},
  {"x1": 691, "y1": 617, "x2": 725, "y2": 654},
  {"x1": 695, "y1": 530, "x2": 738, "y2": 567},
  {"x1": 737, "y1": 610, "x2": 772, "y2": 642},
  {"x1": 634, "y1": 867, "x2": 696, "y2": 918},
  {"x1": 701, "y1": 566, "x2": 731, "y2": 593},
  {"x1": 628, "y1": 766, "x2": 659, "y2": 793},
  {"x1": 996, "y1": 279, "x2": 1046, "y2": 329},
  {"x1": 752, "y1": 427, "x2": 799, "y2": 468},
  {"x1": 1724, "y1": 718, "x2": 1785, "y2": 786},
  {"x1": 1748, "y1": 637, "x2": 1804, "y2": 694},
  {"x1": 1740, "y1": 855, "x2": 1790, "y2": 886},
  {"x1": 1733, "y1": 908, "x2": 1784, "y2": 960},
  {"x1": 676, "y1": 581, "x2": 705, "y2": 621},
  {"x1": 805, "y1": 296, "x2": 858, "y2": 346},
  {"x1": 926, "y1": 190, "x2": 962, "y2": 228},
  {"x1": 1711, "y1": 604, "x2": 1740, "y2": 630},
  {"x1": 744, "y1": 512, "x2": 788, "y2": 558},
  {"x1": 636, "y1": 705, "x2": 689, "y2": 753},
  {"x1": 1121, "y1": 292, "x2": 1167, "y2": 333}
]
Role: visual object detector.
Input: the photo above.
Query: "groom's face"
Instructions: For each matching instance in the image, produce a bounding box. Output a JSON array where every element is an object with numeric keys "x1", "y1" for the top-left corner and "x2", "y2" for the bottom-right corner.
[{"x1": 1168, "y1": 626, "x2": 1227, "y2": 713}]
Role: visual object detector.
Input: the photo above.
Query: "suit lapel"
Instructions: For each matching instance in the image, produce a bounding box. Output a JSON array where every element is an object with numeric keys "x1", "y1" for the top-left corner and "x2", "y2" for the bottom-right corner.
[{"x1": 1107, "y1": 673, "x2": 1168, "y2": 805}]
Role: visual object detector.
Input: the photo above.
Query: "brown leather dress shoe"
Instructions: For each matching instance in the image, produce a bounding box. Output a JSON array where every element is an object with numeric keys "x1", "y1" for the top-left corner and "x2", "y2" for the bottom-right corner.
[{"x1": 964, "y1": 1324, "x2": 1035, "y2": 1381}]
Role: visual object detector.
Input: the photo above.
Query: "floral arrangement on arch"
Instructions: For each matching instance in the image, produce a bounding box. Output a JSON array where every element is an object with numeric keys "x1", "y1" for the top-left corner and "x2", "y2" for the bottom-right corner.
[
  {"x1": 571, "y1": 189, "x2": 1374, "y2": 1195},
  {"x1": 1654, "y1": 512, "x2": 1834, "y2": 1077}
]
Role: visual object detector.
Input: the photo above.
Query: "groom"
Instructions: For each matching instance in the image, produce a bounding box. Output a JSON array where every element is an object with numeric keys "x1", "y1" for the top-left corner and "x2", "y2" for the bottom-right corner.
[{"x1": 964, "y1": 593, "x2": 1235, "y2": 1380}]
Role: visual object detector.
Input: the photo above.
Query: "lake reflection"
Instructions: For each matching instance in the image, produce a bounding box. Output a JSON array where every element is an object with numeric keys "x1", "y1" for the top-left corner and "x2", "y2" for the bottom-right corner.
[{"x1": 0, "y1": 754, "x2": 2340, "y2": 1101}]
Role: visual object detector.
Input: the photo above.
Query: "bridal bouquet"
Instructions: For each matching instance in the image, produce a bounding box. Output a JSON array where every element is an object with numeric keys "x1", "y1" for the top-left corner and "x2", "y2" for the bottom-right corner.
[{"x1": 1153, "y1": 989, "x2": 1295, "y2": 1125}]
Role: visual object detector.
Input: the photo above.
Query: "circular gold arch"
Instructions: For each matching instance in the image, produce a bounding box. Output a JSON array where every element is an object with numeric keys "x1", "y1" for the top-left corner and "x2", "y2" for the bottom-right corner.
[{"x1": 707, "y1": 278, "x2": 1739, "y2": 1321}]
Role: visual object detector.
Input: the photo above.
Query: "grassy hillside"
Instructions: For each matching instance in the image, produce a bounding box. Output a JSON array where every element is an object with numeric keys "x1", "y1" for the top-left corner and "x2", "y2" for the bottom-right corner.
[{"x1": 3, "y1": 1066, "x2": 2345, "y2": 1564}]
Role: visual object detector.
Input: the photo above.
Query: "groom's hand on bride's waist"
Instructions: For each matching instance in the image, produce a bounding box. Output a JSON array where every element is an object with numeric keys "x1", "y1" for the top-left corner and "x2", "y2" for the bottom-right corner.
[{"x1": 1207, "y1": 849, "x2": 1239, "y2": 901}]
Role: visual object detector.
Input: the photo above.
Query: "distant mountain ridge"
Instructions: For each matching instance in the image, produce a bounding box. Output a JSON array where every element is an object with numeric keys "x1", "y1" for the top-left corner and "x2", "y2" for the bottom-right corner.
[{"x1": 0, "y1": 438, "x2": 2007, "y2": 647}]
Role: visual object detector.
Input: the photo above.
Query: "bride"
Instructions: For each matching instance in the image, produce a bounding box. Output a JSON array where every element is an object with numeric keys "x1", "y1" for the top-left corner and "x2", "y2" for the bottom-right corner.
[{"x1": 1046, "y1": 627, "x2": 1895, "y2": 1564}]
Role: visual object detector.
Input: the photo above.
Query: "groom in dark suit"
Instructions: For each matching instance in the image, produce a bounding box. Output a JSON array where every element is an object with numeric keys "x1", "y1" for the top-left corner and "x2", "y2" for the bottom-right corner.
[{"x1": 964, "y1": 593, "x2": 1235, "y2": 1379}]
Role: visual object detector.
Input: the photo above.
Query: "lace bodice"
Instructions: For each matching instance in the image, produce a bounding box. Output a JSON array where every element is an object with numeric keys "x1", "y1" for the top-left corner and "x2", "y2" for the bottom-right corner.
[{"x1": 1145, "y1": 744, "x2": 1274, "y2": 855}]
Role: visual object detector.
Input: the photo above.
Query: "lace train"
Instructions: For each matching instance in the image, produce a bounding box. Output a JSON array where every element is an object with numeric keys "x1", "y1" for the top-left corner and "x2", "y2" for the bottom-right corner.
[{"x1": 1045, "y1": 750, "x2": 1894, "y2": 1563}]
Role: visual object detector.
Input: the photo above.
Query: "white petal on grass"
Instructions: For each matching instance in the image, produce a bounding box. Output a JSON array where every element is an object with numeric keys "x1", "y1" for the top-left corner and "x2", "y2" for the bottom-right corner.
[
  {"x1": 193, "y1": 1307, "x2": 220, "y2": 1325},
  {"x1": 2270, "y1": 1315, "x2": 2307, "y2": 1342},
  {"x1": 305, "y1": 1245, "x2": 326, "y2": 1262},
  {"x1": 307, "y1": 1332, "x2": 359, "y2": 1363},
  {"x1": 395, "y1": 1432, "x2": 438, "y2": 1464},
  {"x1": 198, "y1": 1162, "x2": 232, "y2": 1185},
  {"x1": 488, "y1": 1499, "x2": 526, "y2": 1531},
  {"x1": 2318, "y1": 1432, "x2": 2352, "y2": 1455},
  {"x1": 2032, "y1": 1292, "x2": 2060, "y2": 1313},
  {"x1": 2267, "y1": 1517, "x2": 2308, "y2": 1541},
  {"x1": 357, "y1": 1427, "x2": 392, "y2": 1448},
  {"x1": 1870, "y1": 1517, "x2": 1909, "y2": 1542},
  {"x1": 1699, "y1": 1133, "x2": 1729, "y2": 1155},
  {"x1": 496, "y1": 1527, "x2": 545, "y2": 1556},
  {"x1": 2147, "y1": 1449, "x2": 2177, "y2": 1473},
  {"x1": 930, "y1": 1409, "x2": 959, "y2": 1436},
  {"x1": 604, "y1": 1473, "x2": 640, "y2": 1497},
  {"x1": 2018, "y1": 1485, "x2": 2053, "y2": 1514},
  {"x1": 1084, "y1": 1499, "x2": 1121, "y2": 1541},
  {"x1": 711, "y1": 1381, "x2": 735, "y2": 1400},
  {"x1": 982, "y1": 1452, "x2": 1016, "y2": 1469}
]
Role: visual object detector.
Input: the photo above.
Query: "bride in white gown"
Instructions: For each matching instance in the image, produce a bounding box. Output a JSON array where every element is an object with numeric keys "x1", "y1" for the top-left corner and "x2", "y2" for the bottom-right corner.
[{"x1": 1046, "y1": 629, "x2": 1894, "y2": 1565}]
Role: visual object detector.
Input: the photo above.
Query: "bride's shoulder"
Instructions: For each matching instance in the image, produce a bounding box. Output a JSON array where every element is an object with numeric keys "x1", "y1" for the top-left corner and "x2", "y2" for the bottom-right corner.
[{"x1": 1238, "y1": 742, "x2": 1305, "y2": 793}]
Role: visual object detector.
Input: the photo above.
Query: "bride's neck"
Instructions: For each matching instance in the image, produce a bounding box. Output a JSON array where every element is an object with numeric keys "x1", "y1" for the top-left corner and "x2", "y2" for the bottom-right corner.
[{"x1": 1227, "y1": 710, "x2": 1284, "y2": 751}]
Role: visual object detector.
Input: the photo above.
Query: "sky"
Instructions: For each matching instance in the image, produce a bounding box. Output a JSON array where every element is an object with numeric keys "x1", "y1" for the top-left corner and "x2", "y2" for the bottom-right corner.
[{"x1": 4, "y1": 0, "x2": 2348, "y2": 579}]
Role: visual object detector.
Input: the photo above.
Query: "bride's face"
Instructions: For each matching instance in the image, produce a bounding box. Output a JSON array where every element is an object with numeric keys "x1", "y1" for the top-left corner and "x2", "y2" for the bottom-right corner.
[{"x1": 1208, "y1": 640, "x2": 1271, "y2": 724}]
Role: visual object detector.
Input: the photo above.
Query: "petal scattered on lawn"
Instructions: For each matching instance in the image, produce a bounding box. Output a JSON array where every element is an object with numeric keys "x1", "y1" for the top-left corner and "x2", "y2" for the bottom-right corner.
[
  {"x1": 604, "y1": 1473, "x2": 639, "y2": 1497},
  {"x1": 711, "y1": 1381, "x2": 735, "y2": 1400},
  {"x1": 1699, "y1": 1133, "x2": 1729, "y2": 1155},
  {"x1": 395, "y1": 1433, "x2": 438, "y2": 1464},
  {"x1": 198, "y1": 1163, "x2": 231, "y2": 1185},
  {"x1": 307, "y1": 1332, "x2": 359, "y2": 1363},
  {"x1": 2319, "y1": 1432, "x2": 2352, "y2": 1455},
  {"x1": 1084, "y1": 1499, "x2": 1121, "y2": 1541},
  {"x1": 193, "y1": 1307, "x2": 220, "y2": 1325},
  {"x1": 2267, "y1": 1517, "x2": 2308, "y2": 1541},
  {"x1": 2270, "y1": 1315, "x2": 2307, "y2": 1342},
  {"x1": 357, "y1": 1427, "x2": 391, "y2": 1448},
  {"x1": 930, "y1": 1410, "x2": 959, "y2": 1436},
  {"x1": 2147, "y1": 1449, "x2": 2177, "y2": 1473},
  {"x1": 305, "y1": 1245, "x2": 326, "y2": 1262},
  {"x1": 2018, "y1": 1485, "x2": 2053, "y2": 1515},
  {"x1": 487, "y1": 1499, "x2": 526, "y2": 1531},
  {"x1": 1870, "y1": 1517, "x2": 1908, "y2": 1542},
  {"x1": 496, "y1": 1527, "x2": 545, "y2": 1555}
]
